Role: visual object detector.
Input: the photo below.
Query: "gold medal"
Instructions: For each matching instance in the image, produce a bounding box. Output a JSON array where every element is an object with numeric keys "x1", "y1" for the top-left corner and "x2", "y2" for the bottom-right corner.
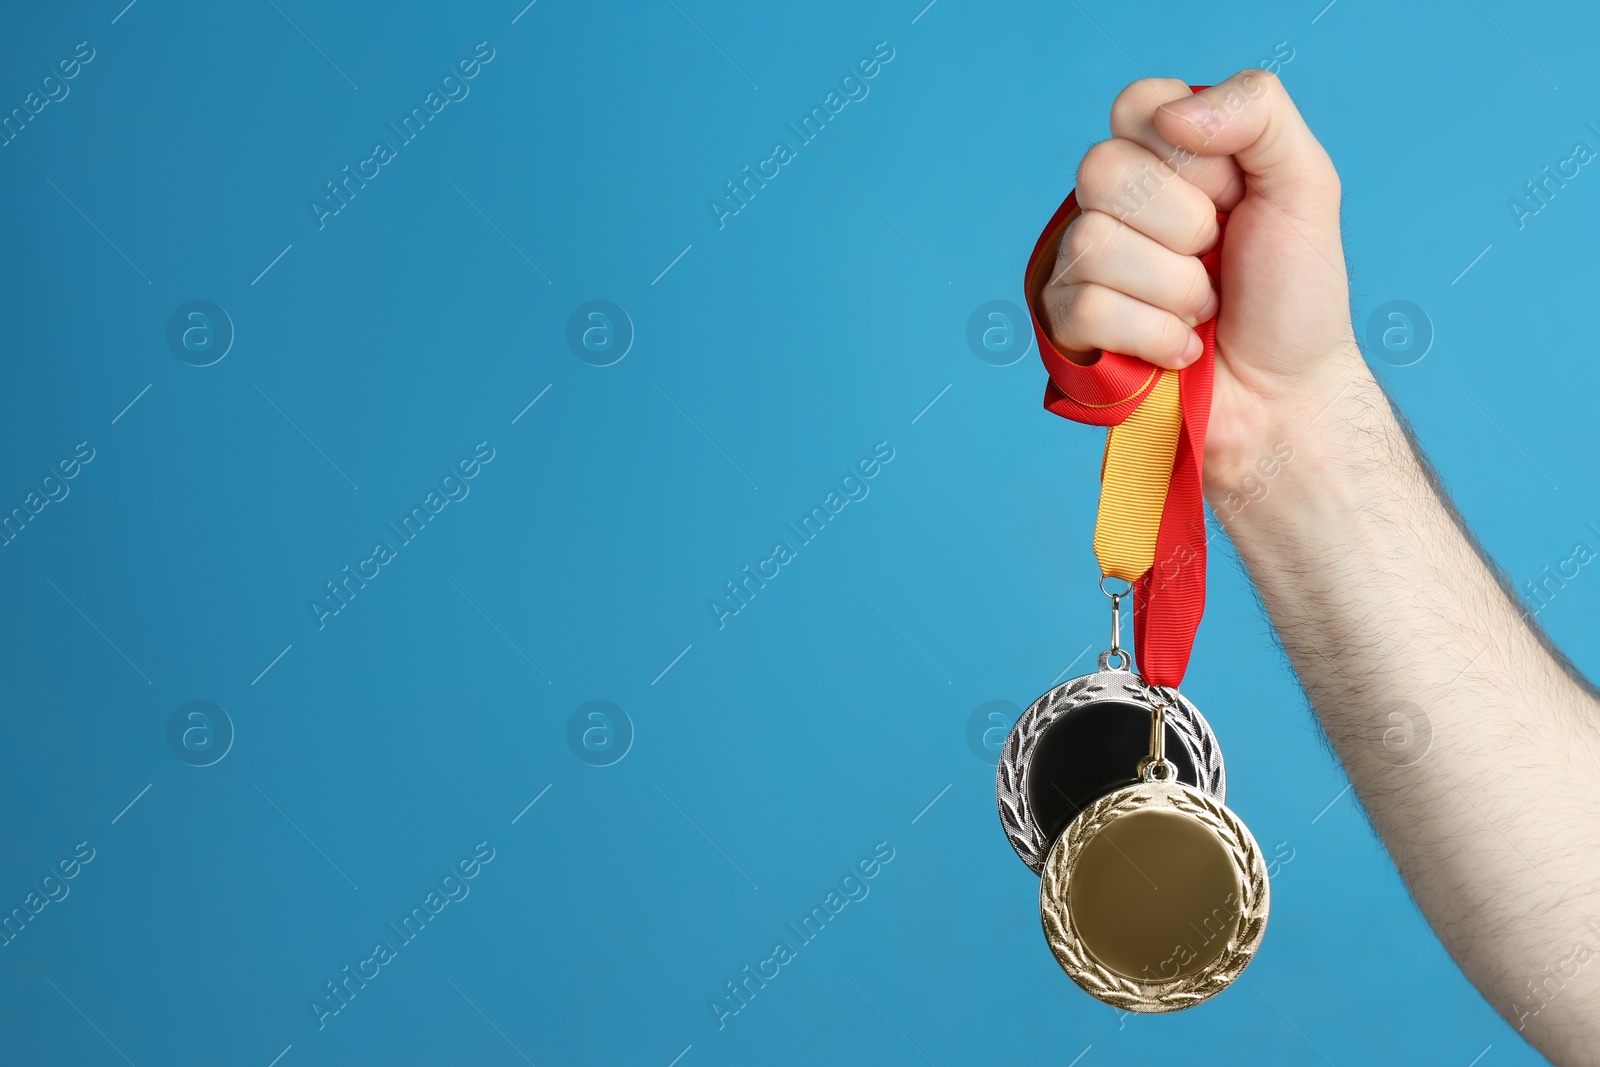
[{"x1": 1038, "y1": 689, "x2": 1268, "y2": 1012}]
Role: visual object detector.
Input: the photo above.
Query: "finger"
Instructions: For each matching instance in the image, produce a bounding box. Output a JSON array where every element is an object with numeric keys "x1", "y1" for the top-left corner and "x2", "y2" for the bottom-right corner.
[
  {"x1": 1044, "y1": 281, "x2": 1205, "y2": 370},
  {"x1": 1054, "y1": 208, "x2": 1218, "y2": 326},
  {"x1": 1152, "y1": 69, "x2": 1339, "y2": 222},
  {"x1": 1075, "y1": 138, "x2": 1219, "y2": 257},
  {"x1": 1109, "y1": 77, "x2": 1246, "y2": 211}
]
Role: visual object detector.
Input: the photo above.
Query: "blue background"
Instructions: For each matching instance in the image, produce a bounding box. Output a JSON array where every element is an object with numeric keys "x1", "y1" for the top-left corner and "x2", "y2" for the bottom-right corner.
[{"x1": 0, "y1": 0, "x2": 1594, "y2": 1064}]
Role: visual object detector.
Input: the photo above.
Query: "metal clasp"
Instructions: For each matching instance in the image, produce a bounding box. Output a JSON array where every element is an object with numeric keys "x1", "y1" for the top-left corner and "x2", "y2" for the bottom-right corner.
[
  {"x1": 1139, "y1": 685, "x2": 1178, "y2": 782},
  {"x1": 1096, "y1": 577, "x2": 1132, "y2": 672}
]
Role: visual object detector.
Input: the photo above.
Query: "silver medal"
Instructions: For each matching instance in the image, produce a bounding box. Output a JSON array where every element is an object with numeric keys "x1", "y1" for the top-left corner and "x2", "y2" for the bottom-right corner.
[{"x1": 996, "y1": 589, "x2": 1226, "y2": 874}]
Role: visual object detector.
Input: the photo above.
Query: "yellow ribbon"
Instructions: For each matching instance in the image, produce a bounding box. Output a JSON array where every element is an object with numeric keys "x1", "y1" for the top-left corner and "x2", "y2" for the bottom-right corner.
[{"x1": 1092, "y1": 369, "x2": 1181, "y2": 582}]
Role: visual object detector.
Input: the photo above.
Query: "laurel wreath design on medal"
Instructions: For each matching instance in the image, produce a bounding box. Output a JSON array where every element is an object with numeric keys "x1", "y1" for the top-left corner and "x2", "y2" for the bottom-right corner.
[
  {"x1": 1038, "y1": 781, "x2": 1269, "y2": 1012},
  {"x1": 995, "y1": 658, "x2": 1226, "y2": 873}
]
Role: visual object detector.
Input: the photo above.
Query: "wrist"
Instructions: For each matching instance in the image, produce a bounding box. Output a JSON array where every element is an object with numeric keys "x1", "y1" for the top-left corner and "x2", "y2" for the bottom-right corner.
[
  {"x1": 1202, "y1": 344, "x2": 1379, "y2": 515},
  {"x1": 1206, "y1": 356, "x2": 1430, "y2": 570}
]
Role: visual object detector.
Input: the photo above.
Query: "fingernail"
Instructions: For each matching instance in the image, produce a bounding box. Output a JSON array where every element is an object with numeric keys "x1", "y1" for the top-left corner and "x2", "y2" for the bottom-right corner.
[
  {"x1": 1196, "y1": 291, "x2": 1219, "y2": 324},
  {"x1": 1162, "y1": 95, "x2": 1215, "y2": 131},
  {"x1": 1182, "y1": 332, "x2": 1203, "y2": 363}
]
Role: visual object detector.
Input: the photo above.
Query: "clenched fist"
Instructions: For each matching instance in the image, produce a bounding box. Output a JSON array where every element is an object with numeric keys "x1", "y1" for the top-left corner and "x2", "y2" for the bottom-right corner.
[{"x1": 1038, "y1": 71, "x2": 1359, "y2": 495}]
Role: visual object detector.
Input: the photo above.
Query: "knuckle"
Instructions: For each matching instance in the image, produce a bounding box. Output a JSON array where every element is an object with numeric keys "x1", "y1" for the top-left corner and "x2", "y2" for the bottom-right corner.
[
  {"x1": 1064, "y1": 210, "x2": 1119, "y2": 267},
  {"x1": 1236, "y1": 67, "x2": 1279, "y2": 106},
  {"x1": 1073, "y1": 283, "x2": 1112, "y2": 328},
  {"x1": 1043, "y1": 284, "x2": 1077, "y2": 338},
  {"x1": 1054, "y1": 284, "x2": 1106, "y2": 347},
  {"x1": 1059, "y1": 219, "x2": 1094, "y2": 275},
  {"x1": 1081, "y1": 209, "x2": 1121, "y2": 248},
  {"x1": 1110, "y1": 78, "x2": 1191, "y2": 135},
  {"x1": 1075, "y1": 139, "x2": 1123, "y2": 193},
  {"x1": 1079, "y1": 142, "x2": 1168, "y2": 220}
]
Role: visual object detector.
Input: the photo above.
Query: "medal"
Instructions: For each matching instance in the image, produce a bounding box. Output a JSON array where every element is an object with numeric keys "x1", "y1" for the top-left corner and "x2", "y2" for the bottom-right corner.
[
  {"x1": 1038, "y1": 686, "x2": 1268, "y2": 1012},
  {"x1": 1007, "y1": 83, "x2": 1269, "y2": 1012},
  {"x1": 996, "y1": 584, "x2": 1227, "y2": 874}
]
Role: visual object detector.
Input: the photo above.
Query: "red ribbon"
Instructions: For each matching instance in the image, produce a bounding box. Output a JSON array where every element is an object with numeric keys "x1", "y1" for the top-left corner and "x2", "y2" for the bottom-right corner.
[{"x1": 1022, "y1": 88, "x2": 1226, "y2": 688}]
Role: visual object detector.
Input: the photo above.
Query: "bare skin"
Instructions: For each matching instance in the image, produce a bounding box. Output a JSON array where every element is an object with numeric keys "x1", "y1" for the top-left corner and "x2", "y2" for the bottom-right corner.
[{"x1": 1040, "y1": 70, "x2": 1600, "y2": 1065}]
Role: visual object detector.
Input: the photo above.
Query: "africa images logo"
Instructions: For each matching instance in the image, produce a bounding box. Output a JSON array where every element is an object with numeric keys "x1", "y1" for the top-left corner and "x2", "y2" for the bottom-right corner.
[
  {"x1": 708, "y1": 841, "x2": 895, "y2": 1030},
  {"x1": 308, "y1": 42, "x2": 496, "y2": 230},
  {"x1": 309, "y1": 442, "x2": 496, "y2": 629},
  {"x1": 707, "y1": 41, "x2": 895, "y2": 230},
  {"x1": 309, "y1": 841, "x2": 496, "y2": 1030},
  {"x1": 708, "y1": 441, "x2": 894, "y2": 629}
]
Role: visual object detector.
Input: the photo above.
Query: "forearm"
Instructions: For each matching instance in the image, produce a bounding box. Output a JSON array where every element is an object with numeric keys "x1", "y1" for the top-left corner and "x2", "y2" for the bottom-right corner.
[{"x1": 1215, "y1": 344, "x2": 1600, "y2": 1061}]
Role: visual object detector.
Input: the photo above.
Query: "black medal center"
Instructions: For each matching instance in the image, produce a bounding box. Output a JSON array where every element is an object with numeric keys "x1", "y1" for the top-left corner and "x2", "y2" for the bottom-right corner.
[{"x1": 1026, "y1": 700, "x2": 1203, "y2": 843}]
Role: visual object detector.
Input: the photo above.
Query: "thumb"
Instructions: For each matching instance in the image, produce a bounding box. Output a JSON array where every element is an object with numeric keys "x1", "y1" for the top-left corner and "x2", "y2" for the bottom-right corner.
[{"x1": 1153, "y1": 70, "x2": 1339, "y2": 220}]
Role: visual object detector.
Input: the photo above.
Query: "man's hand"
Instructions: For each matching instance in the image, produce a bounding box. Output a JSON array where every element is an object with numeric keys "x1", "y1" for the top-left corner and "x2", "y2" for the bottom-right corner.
[
  {"x1": 1036, "y1": 72, "x2": 1600, "y2": 1065},
  {"x1": 1040, "y1": 70, "x2": 1357, "y2": 493}
]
